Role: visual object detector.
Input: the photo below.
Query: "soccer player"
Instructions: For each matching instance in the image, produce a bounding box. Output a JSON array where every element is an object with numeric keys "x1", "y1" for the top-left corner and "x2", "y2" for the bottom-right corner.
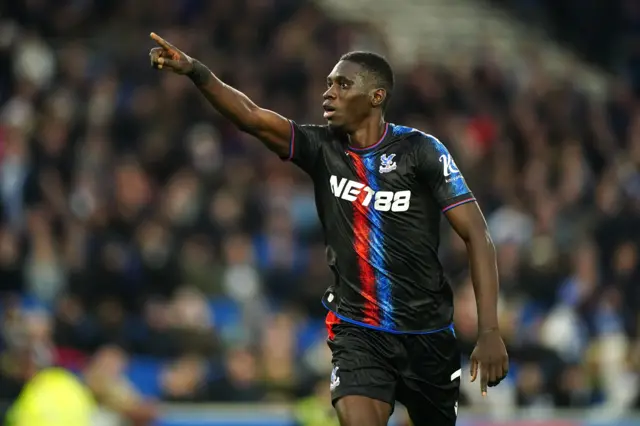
[{"x1": 149, "y1": 33, "x2": 508, "y2": 426}]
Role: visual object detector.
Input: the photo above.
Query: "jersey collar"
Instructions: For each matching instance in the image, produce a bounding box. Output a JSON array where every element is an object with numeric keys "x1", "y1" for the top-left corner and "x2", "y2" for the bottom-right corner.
[{"x1": 346, "y1": 123, "x2": 390, "y2": 155}]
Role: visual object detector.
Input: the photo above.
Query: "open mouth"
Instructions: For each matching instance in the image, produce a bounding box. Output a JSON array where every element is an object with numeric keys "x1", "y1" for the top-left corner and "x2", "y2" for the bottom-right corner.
[{"x1": 323, "y1": 105, "x2": 336, "y2": 118}]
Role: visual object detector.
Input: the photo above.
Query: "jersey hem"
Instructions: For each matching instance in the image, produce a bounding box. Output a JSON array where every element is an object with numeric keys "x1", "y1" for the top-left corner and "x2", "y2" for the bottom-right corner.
[{"x1": 322, "y1": 299, "x2": 454, "y2": 335}]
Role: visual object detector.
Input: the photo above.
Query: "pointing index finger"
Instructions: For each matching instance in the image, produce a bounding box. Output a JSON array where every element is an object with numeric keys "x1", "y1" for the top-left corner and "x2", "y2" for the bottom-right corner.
[{"x1": 150, "y1": 32, "x2": 173, "y2": 51}]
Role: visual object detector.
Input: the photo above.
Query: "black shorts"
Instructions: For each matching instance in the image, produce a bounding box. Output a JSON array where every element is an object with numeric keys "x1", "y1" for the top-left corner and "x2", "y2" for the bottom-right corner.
[{"x1": 326, "y1": 314, "x2": 461, "y2": 426}]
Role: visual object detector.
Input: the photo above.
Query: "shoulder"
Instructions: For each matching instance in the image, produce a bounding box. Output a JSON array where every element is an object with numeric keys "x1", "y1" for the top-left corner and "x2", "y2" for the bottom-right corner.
[
  {"x1": 293, "y1": 121, "x2": 331, "y2": 135},
  {"x1": 296, "y1": 122, "x2": 331, "y2": 130},
  {"x1": 389, "y1": 124, "x2": 449, "y2": 155},
  {"x1": 291, "y1": 122, "x2": 335, "y2": 148},
  {"x1": 31, "y1": 368, "x2": 84, "y2": 389},
  {"x1": 389, "y1": 123, "x2": 424, "y2": 139}
]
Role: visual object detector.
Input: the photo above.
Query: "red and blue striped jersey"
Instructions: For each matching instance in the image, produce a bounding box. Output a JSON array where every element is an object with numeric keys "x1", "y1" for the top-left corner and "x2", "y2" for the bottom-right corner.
[{"x1": 283, "y1": 122, "x2": 475, "y2": 333}]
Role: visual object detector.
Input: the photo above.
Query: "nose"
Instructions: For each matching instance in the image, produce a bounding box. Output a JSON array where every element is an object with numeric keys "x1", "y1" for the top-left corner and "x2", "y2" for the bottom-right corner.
[{"x1": 323, "y1": 86, "x2": 336, "y2": 100}]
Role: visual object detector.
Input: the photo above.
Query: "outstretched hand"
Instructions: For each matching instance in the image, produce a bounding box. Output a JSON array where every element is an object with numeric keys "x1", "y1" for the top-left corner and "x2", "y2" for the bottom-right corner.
[
  {"x1": 469, "y1": 329, "x2": 509, "y2": 396},
  {"x1": 149, "y1": 32, "x2": 193, "y2": 75}
]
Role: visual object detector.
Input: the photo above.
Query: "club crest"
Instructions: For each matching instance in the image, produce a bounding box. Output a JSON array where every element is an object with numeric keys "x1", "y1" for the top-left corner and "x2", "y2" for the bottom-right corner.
[{"x1": 379, "y1": 153, "x2": 397, "y2": 174}]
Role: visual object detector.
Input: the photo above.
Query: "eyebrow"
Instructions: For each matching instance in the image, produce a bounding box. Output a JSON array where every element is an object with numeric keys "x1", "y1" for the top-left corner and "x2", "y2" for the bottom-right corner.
[{"x1": 327, "y1": 75, "x2": 355, "y2": 84}]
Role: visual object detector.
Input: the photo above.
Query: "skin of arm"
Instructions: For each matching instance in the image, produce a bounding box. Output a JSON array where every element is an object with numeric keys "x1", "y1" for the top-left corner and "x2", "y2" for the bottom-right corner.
[
  {"x1": 149, "y1": 33, "x2": 292, "y2": 158},
  {"x1": 445, "y1": 201, "x2": 499, "y2": 333}
]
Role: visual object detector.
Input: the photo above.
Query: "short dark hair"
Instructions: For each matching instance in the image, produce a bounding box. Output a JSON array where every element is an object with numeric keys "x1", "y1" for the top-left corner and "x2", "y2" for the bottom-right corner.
[{"x1": 340, "y1": 51, "x2": 394, "y2": 111}]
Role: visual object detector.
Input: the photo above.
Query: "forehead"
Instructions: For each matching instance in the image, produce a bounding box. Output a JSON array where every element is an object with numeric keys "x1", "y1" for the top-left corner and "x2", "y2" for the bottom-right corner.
[{"x1": 328, "y1": 60, "x2": 365, "y2": 81}]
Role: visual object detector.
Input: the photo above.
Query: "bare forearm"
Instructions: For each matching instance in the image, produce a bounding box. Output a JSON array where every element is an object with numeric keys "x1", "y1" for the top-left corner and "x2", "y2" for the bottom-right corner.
[
  {"x1": 185, "y1": 59, "x2": 291, "y2": 155},
  {"x1": 466, "y1": 232, "x2": 499, "y2": 333},
  {"x1": 149, "y1": 34, "x2": 290, "y2": 153},
  {"x1": 187, "y1": 60, "x2": 260, "y2": 130}
]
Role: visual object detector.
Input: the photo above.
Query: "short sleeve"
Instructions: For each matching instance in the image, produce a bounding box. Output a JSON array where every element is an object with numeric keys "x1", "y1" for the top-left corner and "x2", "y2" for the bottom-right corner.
[
  {"x1": 415, "y1": 134, "x2": 475, "y2": 212},
  {"x1": 281, "y1": 120, "x2": 326, "y2": 175}
]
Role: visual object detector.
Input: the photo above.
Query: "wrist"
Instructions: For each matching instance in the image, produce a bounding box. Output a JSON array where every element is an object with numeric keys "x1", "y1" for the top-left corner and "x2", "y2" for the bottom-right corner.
[
  {"x1": 477, "y1": 323, "x2": 499, "y2": 337},
  {"x1": 187, "y1": 59, "x2": 211, "y2": 86},
  {"x1": 478, "y1": 326, "x2": 499, "y2": 335},
  {"x1": 477, "y1": 312, "x2": 499, "y2": 335}
]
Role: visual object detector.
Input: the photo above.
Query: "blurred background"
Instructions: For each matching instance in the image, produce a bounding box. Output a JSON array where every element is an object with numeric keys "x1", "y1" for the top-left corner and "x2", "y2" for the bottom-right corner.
[{"x1": 0, "y1": 0, "x2": 639, "y2": 425}]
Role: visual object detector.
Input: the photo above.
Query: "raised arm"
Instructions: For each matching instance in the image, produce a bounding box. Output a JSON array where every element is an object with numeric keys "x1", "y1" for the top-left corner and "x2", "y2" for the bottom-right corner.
[{"x1": 148, "y1": 32, "x2": 292, "y2": 158}]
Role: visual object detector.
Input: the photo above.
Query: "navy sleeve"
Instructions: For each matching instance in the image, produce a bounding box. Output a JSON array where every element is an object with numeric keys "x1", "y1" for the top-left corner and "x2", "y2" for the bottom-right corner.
[
  {"x1": 415, "y1": 134, "x2": 475, "y2": 212},
  {"x1": 281, "y1": 120, "x2": 326, "y2": 175}
]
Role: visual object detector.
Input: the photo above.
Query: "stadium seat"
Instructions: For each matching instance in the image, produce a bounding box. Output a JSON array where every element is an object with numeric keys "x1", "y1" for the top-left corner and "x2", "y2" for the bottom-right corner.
[{"x1": 125, "y1": 356, "x2": 163, "y2": 398}]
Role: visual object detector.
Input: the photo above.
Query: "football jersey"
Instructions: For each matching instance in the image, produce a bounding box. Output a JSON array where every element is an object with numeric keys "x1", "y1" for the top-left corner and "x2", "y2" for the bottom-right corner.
[{"x1": 283, "y1": 121, "x2": 475, "y2": 333}]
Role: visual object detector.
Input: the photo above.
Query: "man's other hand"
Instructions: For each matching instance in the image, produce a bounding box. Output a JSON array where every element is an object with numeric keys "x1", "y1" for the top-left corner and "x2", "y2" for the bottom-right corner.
[{"x1": 469, "y1": 328, "x2": 509, "y2": 396}]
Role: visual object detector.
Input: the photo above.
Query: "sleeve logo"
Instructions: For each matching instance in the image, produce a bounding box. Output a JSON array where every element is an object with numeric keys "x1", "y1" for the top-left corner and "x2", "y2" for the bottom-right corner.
[{"x1": 439, "y1": 154, "x2": 460, "y2": 177}]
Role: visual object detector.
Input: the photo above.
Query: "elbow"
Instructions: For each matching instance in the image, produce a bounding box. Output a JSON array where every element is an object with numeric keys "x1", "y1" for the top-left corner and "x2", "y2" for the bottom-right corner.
[
  {"x1": 241, "y1": 105, "x2": 268, "y2": 133},
  {"x1": 482, "y1": 230, "x2": 496, "y2": 254},
  {"x1": 237, "y1": 105, "x2": 260, "y2": 131},
  {"x1": 483, "y1": 230, "x2": 495, "y2": 250},
  {"x1": 465, "y1": 229, "x2": 495, "y2": 253}
]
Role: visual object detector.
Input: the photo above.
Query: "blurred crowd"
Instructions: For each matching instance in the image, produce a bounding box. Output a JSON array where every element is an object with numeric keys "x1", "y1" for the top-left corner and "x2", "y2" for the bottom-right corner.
[
  {"x1": 493, "y1": 0, "x2": 640, "y2": 87},
  {"x1": 0, "y1": 0, "x2": 639, "y2": 424}
]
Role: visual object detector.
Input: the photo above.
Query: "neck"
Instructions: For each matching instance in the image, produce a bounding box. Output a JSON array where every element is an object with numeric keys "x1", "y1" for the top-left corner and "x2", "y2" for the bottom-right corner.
[{"x1": 347, "y1": 117, "x2": 387, "y2": 150}]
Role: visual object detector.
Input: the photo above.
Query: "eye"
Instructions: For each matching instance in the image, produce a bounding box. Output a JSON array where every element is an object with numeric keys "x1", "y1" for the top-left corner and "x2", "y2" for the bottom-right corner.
[{"x1": 340, "y1": 82, "x2": 349, "y2": 89}]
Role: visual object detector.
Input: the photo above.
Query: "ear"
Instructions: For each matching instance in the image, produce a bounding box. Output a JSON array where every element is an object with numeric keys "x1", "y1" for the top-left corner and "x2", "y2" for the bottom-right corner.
[{"x1": 371, "y1": 88, "x2": 386, "y2": 108}]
